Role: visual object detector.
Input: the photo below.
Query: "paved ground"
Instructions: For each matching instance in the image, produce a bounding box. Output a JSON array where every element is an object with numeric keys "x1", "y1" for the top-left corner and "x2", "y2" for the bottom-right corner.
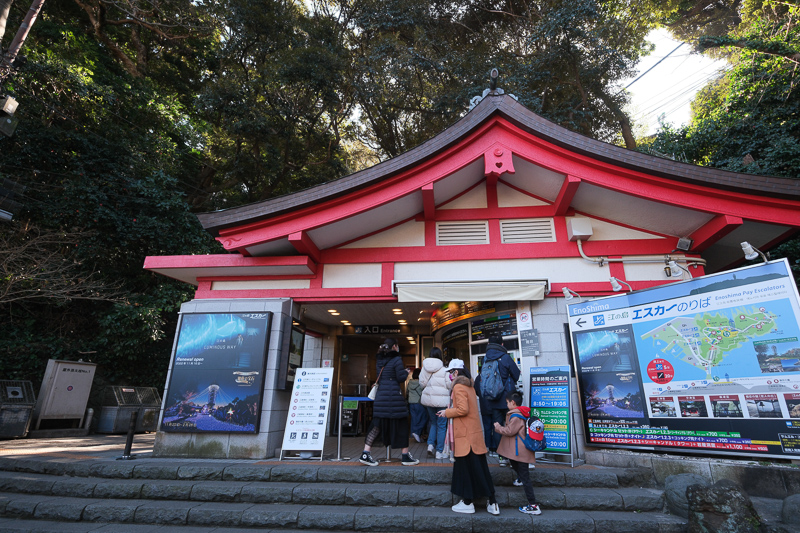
[{"x1": 0, "y1": 432, "x2": 587, "y2": 469}]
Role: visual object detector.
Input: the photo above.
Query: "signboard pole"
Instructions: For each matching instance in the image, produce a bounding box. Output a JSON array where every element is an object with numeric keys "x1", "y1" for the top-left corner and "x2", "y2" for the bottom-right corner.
[{"x1": 280, "y1": 368, "x2": 334, "y2": 461}]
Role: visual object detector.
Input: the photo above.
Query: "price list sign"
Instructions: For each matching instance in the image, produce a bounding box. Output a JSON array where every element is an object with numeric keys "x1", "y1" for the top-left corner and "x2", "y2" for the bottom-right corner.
[{"x1": 529, "y1": 366, "x2": 571, "y2": 455}]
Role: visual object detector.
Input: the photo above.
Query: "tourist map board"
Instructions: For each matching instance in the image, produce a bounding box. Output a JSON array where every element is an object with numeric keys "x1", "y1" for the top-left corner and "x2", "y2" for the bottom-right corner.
[{"x1": 567, "y1": 259, "x2": 800, "y2": 458}]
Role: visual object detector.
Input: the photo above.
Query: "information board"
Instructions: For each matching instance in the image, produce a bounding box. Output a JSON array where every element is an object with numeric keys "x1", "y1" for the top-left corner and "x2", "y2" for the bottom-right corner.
[
  {"x1": 520, "y1": 329, "x2": 540, "y2": 358},
  {"x1": 280, "y1": 368, "x2": 334, "y2": 457},
  {"x1": 471, "y1": 313, "x2": 517, "y2": 342},
  {"x1": 567, "y1": 259, "x2": 800, "y2": 458},
  {"x1": 431, "y1": 302, "x2": 495, "y2": 330},
  {"x1": 529, "y1": 366, "x2": 571, "y2": 455},
  {"x1": 161, "y1": 312, "x2": 271, "y2": 434}
]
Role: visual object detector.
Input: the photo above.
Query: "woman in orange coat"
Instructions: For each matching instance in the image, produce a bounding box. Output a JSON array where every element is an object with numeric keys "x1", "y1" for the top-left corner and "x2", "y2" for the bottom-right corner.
[{"x1": 437, "y1": 366, "x2": 499, "y2": 515}]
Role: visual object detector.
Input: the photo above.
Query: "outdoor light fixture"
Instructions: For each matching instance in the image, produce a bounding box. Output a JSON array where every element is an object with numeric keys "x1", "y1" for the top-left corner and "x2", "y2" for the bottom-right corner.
[
  {"x1": 741, "y1": 241, "x2": 768, "y2": 262},
  {"x1": 610, "y1": 277, "x2": 632, "y2": 292},
  {"x1": 666, "y1": 260, "x2": 691, "y2": 279},
  {"x1": 562, "y1": 287, "x2": 582, "y2": 302}
]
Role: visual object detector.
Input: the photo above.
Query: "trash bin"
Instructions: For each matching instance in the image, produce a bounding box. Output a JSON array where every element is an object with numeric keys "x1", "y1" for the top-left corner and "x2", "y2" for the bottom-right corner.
[
  {"x1": 135, "y1": 387, "x2": 162, "y2": 432},
  {"x1": 97, "y1": 386, "x2": 161, "y2": 434},
  {"x1": 0, "y1": 380, "x2": 36, "y2": 439}
]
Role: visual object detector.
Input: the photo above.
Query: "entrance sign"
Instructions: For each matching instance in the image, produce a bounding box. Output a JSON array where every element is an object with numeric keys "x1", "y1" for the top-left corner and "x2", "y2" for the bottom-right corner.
[
  {"x1": 567, "y1": 259, "x2": 800, "y2": 458},
  {"x1": 161, "y1": 313, "x2": 271, "y2": 433},
  {"x1": 280, "y1": 368, "x2": 334, "y2": 460},
  {"x1": 529, "y1": 366, "x2": 572, "y2": 456}
]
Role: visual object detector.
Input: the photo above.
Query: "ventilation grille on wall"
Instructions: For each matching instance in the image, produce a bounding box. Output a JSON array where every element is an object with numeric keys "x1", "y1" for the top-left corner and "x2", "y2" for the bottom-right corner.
[
  {"x1": 436, "y1": 221, "x2": 489, "y2": 246},
  {"x1": 500, "y1": 219, "x2": 555, "y2": 243}
]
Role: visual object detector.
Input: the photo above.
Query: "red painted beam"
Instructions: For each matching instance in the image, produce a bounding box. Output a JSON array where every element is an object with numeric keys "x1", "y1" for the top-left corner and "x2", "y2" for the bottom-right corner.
[
  {"x1": 144, "y1": 254, "x2": 316, "y2": 271},
  {"x1": 554, "y1": 176, "x2": 581, "y2": 216},
  {"x1": 422, "y1": 184, "x2": 435, "y2": 220},
  {"x1": 289, "y1": 231, "x2": 321, "y2": 263},
  {"x1": 688, "y1": 215, "x2": 743, "y2": 252}
]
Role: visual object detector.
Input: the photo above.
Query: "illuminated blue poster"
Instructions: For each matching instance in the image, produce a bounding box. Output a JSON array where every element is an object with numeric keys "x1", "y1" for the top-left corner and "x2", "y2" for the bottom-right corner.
[
  {"x1": 568, "y1": 259, "x2": 800, "y2": 458},
  {"x1": 530, "y1": 366, "x2": 571, "y2": 454},
  {"x1": 161, "y1": 312, "x2": 271, "y2": 433}
]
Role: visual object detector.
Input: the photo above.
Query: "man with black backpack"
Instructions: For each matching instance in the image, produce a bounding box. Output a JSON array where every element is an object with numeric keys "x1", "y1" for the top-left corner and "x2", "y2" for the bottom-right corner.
[{"x1": 474, "y1": 334, "x2": 520, "y2": 460}]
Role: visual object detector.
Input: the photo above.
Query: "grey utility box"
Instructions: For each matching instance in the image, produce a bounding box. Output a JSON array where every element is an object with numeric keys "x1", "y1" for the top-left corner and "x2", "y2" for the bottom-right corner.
[
  {"x1": 0, "y1": 380, "x2": 36, "y2": 438},
  {"x1": 97, "y1": 386, "x2": 162, "y2": 434},
  {"x1": 32, "y1": 359, "x2": 97, "y2": 430}
]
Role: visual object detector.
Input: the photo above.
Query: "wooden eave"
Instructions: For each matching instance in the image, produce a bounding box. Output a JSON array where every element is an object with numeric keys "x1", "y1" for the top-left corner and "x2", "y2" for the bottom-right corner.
[{"x1": 197, "y1": 93, "x2": 800, "y2": 237}]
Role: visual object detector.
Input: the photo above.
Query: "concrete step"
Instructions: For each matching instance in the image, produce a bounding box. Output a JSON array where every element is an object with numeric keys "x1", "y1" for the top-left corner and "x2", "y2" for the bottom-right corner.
[
  {"x1": 0, "y1": 501, "x2": 687, "y2": 532},
  {"x1": 0, "y1": 458, "x2": 655, "y2": 488},
  {"x1": 0, "y1": 478, "x2": 666, "y2": 510}
]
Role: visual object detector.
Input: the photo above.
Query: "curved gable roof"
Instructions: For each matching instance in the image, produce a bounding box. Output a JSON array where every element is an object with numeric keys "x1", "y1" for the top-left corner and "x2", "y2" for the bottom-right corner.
[{"x1": 198, "y1": 93, "x2": 800, "y2": 236}]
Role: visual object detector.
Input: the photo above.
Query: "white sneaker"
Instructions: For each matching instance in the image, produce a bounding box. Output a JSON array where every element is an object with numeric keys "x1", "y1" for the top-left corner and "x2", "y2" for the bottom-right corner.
[
  {"x1": 451, "y1": 500, "x2": 475, "y2": 514},
  {"x1": 513, "y1": 478, "x2": 523, "y2": 486},
  {"x1": 487, "y1": 502, "x2": 500, "y2": 515},
  {"x1": 435, "y1": 451, "x2": 446, "y2": 459},
  {"x1": 427, "y1": 444, "x2": 435, "y2": 456},
  {"x1": 412, "y1": 433, "x2": 420, "y2": 443}
]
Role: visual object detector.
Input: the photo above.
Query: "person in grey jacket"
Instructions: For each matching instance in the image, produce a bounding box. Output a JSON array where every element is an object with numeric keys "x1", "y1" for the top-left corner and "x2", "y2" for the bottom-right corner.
[
  {"x1": 359, "y1": 338, "x2": 419, "y2": 467},
  {"x1": 419, "y1": 347, "x2": 451, "y2": 458}
]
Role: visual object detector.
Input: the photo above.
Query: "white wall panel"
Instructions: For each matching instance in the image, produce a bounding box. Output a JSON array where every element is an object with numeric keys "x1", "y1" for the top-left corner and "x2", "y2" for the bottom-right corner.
[{"x1": 322, "y1": 263, "x2": 382, "y2": 288}]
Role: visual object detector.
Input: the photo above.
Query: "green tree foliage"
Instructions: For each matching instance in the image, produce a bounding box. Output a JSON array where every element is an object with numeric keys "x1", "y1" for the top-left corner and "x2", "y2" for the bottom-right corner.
[
  {"x1": 341, "y1": 0, "x2": 656, "y2": 154},
  {"x1": 0, "y1": 2, "x2": 219, "y2": 390},
  {"x1": 642, "y1": 0, "x2": 800, "y2": 274},
  {"x1": 194, "y1": 0, "x2": 353, "y2": 208}
]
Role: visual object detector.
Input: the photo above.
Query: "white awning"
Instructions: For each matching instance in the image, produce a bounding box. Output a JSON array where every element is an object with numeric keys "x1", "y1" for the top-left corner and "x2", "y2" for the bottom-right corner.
[{"x1": 393, "y1": 280, "x2": 548, "y2": 302}]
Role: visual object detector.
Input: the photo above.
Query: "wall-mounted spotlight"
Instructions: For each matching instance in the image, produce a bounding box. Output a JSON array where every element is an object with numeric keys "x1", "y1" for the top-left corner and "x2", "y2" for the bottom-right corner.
[
  {"x1": 741, "y1": 241, "x2": 768, "y2": 262},
  {"x1": 562, "y1": 287, "x2": 582, "y2": 302},
  {"x1": 610, "y1": 277, "x2": 632, "y2": 292},
  {"x1": 666, "y1": 260, "x2": 691, "y2": 279}
]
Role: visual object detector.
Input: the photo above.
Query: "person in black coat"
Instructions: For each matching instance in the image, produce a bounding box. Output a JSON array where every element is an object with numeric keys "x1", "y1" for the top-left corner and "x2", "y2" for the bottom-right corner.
[
  {"x1": 359, "y1": 338, "x2": 420, "y2": 466},
  {"x1": 474, "y1": 334, "x2": 521, "y2": 456}
]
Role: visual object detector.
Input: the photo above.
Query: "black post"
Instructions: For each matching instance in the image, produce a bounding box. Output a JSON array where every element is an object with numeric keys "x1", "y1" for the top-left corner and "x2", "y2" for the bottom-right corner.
[{"x1": 117, "y1": 411, "x2": 138, "y2": 460}]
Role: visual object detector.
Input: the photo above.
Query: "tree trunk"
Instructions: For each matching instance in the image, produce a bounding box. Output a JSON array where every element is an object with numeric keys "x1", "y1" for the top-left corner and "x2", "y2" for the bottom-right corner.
[{"x1": 0, "y1": 0, "x2": 13, "y2": 47}]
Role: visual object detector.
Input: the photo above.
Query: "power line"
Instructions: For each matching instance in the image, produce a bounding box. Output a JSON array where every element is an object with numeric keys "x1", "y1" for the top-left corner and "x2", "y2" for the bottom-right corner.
[{"x1": 617, "y1": 42, "x2": 685, "y2": 95}]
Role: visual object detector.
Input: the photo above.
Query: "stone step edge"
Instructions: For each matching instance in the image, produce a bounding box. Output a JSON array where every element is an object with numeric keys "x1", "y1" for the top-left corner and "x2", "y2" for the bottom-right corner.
[
  {"x1": 0, "y1": 460, "x2": 654, "y2": 488},
  {"x1": 0, "y1": 504, "x2": 688, "y2": 533},
  {"x1": 0, "y1": 486, "x2": 666, "y2": 512}
]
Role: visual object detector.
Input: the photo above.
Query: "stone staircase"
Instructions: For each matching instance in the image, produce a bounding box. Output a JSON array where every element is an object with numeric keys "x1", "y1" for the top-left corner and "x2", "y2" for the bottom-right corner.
[{"x1": 0, "y1": 455, "x2": 689, "y2": 532}]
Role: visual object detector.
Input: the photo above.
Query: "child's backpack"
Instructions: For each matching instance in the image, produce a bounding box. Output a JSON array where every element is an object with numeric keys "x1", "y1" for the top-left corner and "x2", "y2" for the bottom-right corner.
[
  {"x1": 511, "y1": 413, "x2": 547, "y2": 454},
  {"x1": 479, "y1": 359, "x2": 505, "y2": 400}
]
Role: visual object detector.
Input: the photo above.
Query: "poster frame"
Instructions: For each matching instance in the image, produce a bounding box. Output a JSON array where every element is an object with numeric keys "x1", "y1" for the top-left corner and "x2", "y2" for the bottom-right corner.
[
  {"x1": 161, "y1": 312, "x2": 271, "y2": 434},
  {"x1": 529, "y1": 365, "x2": 575, "y2": 466},
  {"x1": 567, "y1": 259, "x2": 800, "y2": 460}
]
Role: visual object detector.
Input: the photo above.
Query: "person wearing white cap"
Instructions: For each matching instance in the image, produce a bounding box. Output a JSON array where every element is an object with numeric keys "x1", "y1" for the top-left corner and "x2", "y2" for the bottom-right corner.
[{"x1": 437, "y1": 366, "x2": 499, "y2": 516}]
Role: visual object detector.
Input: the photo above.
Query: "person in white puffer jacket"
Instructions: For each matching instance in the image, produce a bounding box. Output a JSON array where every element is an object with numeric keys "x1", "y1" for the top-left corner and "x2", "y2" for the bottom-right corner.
[{"x1": 419, "y1": 347, "x2": 452, "y2": 458}]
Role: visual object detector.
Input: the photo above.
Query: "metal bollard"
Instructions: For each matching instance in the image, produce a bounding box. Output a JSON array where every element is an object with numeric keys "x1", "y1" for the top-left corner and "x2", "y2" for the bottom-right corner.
[
  {"x1": 84, "y1": 408, "x2": 94, "y2": 430},
  {"x1": 117, "y1": 411, "x2": 138, "y2": 460}
]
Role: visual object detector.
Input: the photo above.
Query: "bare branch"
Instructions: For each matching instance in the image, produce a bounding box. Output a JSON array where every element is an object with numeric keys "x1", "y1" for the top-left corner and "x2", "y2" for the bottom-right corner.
[{"x1": 0, "y1": 223, "x2": 125, "y2": 305}]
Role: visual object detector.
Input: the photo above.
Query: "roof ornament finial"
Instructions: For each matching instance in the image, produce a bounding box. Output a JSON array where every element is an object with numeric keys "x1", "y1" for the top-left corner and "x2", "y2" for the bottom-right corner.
[{"x1": 469, "y1": 68, "x2": 517, "y2": 110}]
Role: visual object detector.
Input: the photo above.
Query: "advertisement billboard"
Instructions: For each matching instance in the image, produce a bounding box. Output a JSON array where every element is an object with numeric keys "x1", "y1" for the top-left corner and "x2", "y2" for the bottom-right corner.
[
  {"x1": 529, "y1": 366, "x2": 572, "y2": 455},
  {"x1": 567, "y1": 259, "x2": 800, "y2": 458},
  {"x1": 161, "y1": 312, "x2": 271, "y2": 433}
]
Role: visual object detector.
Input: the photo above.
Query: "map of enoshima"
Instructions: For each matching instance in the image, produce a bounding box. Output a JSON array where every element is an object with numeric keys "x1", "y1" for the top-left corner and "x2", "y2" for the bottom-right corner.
[{"x1": 641, "y1": 306, "x2": 779, "y2": 379}]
